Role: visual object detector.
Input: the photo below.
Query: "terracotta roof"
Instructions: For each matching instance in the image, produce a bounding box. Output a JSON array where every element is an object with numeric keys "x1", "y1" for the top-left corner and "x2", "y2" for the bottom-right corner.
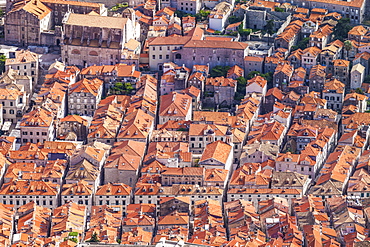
[
  {"x1": 9, "y1": 0, "x2": 51, "y2": 20},
  {"x1": 244, "y1": 56, "x2": 264, "y2": 62},
  {"x1": 184, "y1": 40, "x2": 248, "y2": 50},
  {"x1": 60, "y1": 115, "x2": 88, "y2": 126},
  {"x1": 65, "y1": 13, "x2": 127, "y2": 29},
  {"x1": 5, "y1": 50, "x2": 38, "y2": 65},
  {"x1": 274, "y1": 63, "x2": 293, "y2": 77},
  {"x1": 61, "y1": 181, "x2": 92, "y2": 196},
  {"x1": 51, "y1": 202, "x2": 86, "y2": 237},
  {"x1": 85, "y1": 205, "x2": 122, "y2": 244},
  {"x1": 20, "y1": 108, "x2": 53, "y2": 127},
  {"x1": 206, "y1": 77, "x2": 236, "y2": 87},
  {"x1": 323, "y1": 79, "x2": 345, "y2": 94},
  {"x1": 121, "y1": 227, "x2": 152, "y2": 245},
  {"x1": 302, "y1": 46, "x2": 321, "y2": 57},
  {"x1": 66, "y1": 159, "x2": 99, "y2": 182},
  {"x1": 248, "y1": 121, "x2": 286, "y2": 143},
  {"x1": 295, "y1": 7, "x2": 309, "y2": 14},
  {"x1": 251, "y1": 0, "x2": 279, "y2": 9},
  {"x1": 205, "y1": 36, "x2": 233, "y2": 41},
  {"x1": 226, "y1": 21, "x2": 242, "y2": 30},
  {"x1": 95, "y1": 182, "x2": 131, "y2": 195},
  {"x1": 266, "y1": 87, "x2": 284, "y2": 100},
  {"x1": 181, "y1": 86, "x2": 201, "y2": 98},
  {"x1": 189, "y1": 123, "x2": 228, "y2": 136},
  {"x1": 157, "y1": 212, "x2": 189, "y2": 226},
  {"x1": 199, "y1": 141, "x2": 232, "y2": 164},
  {"x1": 309, "y1": 64, "x2": 326, "y2": 78},
  {"x1": 68, "y1": 78, "x2": 103, "y2": 96},
  {"x1": 117, "y1": 109, "x2": 154, "y2": 140},
  {"x1": 104, "y1": 153, "x2": 141, "y2": 171},
  {"x1": 349, "y1": 25, "x2": 368, "y2": 36},
  {"x1": 228, "y1": 188, "x2": 301, "y2": 194},
  {"x1": 0, "y1": 180, "x2": 59, "y2": 196},
  {"x1": 81, "y1": 64, "x2": 140, "y2": 78},
  {"x1": 161, "y1": 167, "x2": 205, "y2": 176},
  {"x1": 159, "y1": 92, "x2": 192, "y2": 118},
  {"x1": 149, "y1": 36, "x2": 192, "y2": 46},
  {"x1": 344, "y1": 92, "x2": 368, "y2": 101},
  {"x1": 227, "y1": 65, "x2": 244, "y2": 78},
  {"x1": 333, "y1": 59, "x2": 350, "y2": 67},
  {"x1": 42, "y1": 0, "x2": 101, "y2": 7}
]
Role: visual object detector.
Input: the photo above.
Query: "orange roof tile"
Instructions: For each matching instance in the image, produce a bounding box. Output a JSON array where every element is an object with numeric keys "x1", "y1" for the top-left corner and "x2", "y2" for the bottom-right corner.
[{"x1": 199, "y1": 141, "x2": 232, "y2": 164}]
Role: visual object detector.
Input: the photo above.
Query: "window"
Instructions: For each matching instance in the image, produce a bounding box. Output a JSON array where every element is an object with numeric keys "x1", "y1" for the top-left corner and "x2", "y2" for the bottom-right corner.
[
  {"x1": 42, "y1": 132, "x2": 47, "y2": 136},
  {"x1": 152, "y1": 55, "x2": 156, "y2": 59},
  {"x1": 9, "y1": 110, "x2": 14, "y2": 114},
  {"x1": 159, "y1": 55, "x2": 162, "y2": 59}
]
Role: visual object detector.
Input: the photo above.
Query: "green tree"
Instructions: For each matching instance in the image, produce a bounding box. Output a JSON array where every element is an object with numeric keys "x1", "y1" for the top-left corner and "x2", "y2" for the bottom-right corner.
[
  {"x1": 175, "y1": 10, "x2": 194, "y2": 18},
  {"x1": 228, "y1": 15, "x2": 243, "y2": 24},
  {"x1": 86, "y1": 232, "x2": 100, "y2": 242},
  {"x1": 274, "y1": 7, "x2": 285, "y2": 12},
  {"x1": 364, "y1": 75, "x2": 370, "y2": 84},
  {"x1": 195, "y1": 10, "x2": 210, "y2": 22},
  {"x1": 70, "y1": 238, "x2": 78, "y2": 243},
  {"x1": 264, "y1": 20, "x2": 275, "y2": 45},
  {"x1": 234, "y1": 76, "x2": 247, "y2": 101},
  {"x1": 291, "y1": 37, "x2": 309, "y2": 51},
  {"x1": 210, "y1": 66, "x2": 231, "y2": 77},
  {"x1": 247, "y1": 71, "x2": 261, "y2": 79},
  {"x1": 261, "y1": 72, "x2": 273, "y2": 88},
  {"x1": 333, "y1": 18, "x2": 352, "y2": 41},
  {"x1": 246, "y1": 71, "x2": 272, "y2": 87},
  {"x1": 344, "y1": 40, "x2": 353, "y2": 60},
  {"x1": 238, "y1": 23, "x2": 251, "y2": 37},
  {"x1": 111, "y1": 82, "x2": 134, "y2": 95},
  {"x1": 355, "y1": 88, "x2": 364, "y2": 94},
  {"x1": 0, "y1": 55, "x2": 6, "y2": 73},
  {"x1": 110, "y1": 2, "x2": 128, "y2": 11}
]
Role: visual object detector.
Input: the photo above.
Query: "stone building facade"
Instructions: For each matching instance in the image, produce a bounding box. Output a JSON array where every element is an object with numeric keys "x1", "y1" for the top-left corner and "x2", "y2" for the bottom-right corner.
[
  {"x1": 174, "y1": 40, "x2": 249, "y2": 70},
  {"x1": 57, "y1": 115, "x2": 89, "y2": 142},
  {"x1": 5, "y1": 0, "x2": 52, "y2": 46},
  {"x1": 68, "y1": 78, "x2": 104, "y2": 116},
  {"x1": 6, "y1": 50, "x2": 39, "y2": 86},
  {"x1": 5, "y1": 0, "x2": 107, "y2": 47},
  {"x1": 273, "y1": 0, "x2": 366, "y2": 24},
  {"x1": 61, "y1": 13, "x2": 139, "y2": 67}
]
